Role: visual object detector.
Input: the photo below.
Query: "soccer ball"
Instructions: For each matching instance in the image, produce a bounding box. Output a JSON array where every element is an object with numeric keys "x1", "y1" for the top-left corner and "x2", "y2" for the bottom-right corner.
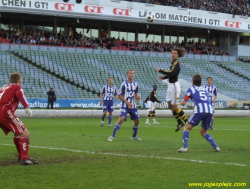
[{"x1": 146, "y1": 14, "x2": 155, "y2": 22}]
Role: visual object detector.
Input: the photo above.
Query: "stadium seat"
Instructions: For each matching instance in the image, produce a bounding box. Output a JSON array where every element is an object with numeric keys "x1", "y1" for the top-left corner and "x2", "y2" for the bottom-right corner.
[{"x1": 3, "y1": 49, "x2": 248, "y2": 101}]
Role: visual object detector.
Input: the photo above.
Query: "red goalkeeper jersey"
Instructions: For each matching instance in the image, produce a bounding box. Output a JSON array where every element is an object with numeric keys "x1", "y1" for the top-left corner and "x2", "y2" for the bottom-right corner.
[{"x1": 0, "y1": 84, "x2": 29, "y2": 112}]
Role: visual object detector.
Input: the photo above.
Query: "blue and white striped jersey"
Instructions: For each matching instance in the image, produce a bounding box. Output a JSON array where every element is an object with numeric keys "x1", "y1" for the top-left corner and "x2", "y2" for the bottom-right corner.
[
  {"x1": 185, "y1": 85, "x2": 213, "y2": 114},
  {"x1": 100, "y1": 85, "x2": 117, "y2": 101},
  {"x1": 204, "y1": 84, "x2": 217, "y2": 103},
  {"x1": 118, "y1": 80, "x2": 138, "y2": 108}
]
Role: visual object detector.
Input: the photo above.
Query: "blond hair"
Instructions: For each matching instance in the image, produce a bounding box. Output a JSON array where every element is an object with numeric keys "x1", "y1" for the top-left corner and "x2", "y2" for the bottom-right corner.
[{"x1": 127, "y1": 69, "x2": 134, "y2": 74}]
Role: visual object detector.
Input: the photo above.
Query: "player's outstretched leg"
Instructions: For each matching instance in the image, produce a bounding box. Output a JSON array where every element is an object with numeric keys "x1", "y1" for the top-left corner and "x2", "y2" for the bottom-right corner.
[
  {"x1": 145, "y1": 111, "x2": 152, "y2": 125},
  {"x1": 101, "y1": 114, "x2": 106, "y2": 126},
  {"x1": 14, "y1": 131, "x2": 39, "y2": 165},
  {"x1": 172, "y1": 109, "x2": 184, "y2": 132},
  {"x1": 178, "y1": 130, "x2": 189, "y2": 152},
  {"x1": 108, "y1": 115, "x2": 112, "y2": 127},
  {"x1": 203, "y1": 133, "x2": 220, "y2": 152},
  {"x1": 176, "y1": 108, "x2": 188, "y2": 123},
  {"x1": 152, "y1": 111, "x2": 159, "y2": 125},
  {"x1": 209, "y1": 119, "x2": 214, "y2": 130},
  {"x1": 108, "y1": 123, "x2": 121, "y2": 141},
  {"x1": 132, "y1": 126, "x2": 142, "y2": 140}
]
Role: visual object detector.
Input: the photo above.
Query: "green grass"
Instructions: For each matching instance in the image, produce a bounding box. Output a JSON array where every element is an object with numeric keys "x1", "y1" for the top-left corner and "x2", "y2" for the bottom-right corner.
[{"x1": 0, "y1": 117, "x2": 249, "y2": 189}]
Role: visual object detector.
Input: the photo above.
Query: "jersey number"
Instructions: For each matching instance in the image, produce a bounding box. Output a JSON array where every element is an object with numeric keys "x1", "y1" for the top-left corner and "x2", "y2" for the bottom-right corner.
[{"x1": 200, "y1": 91, "x2": 207, "y2": 101}]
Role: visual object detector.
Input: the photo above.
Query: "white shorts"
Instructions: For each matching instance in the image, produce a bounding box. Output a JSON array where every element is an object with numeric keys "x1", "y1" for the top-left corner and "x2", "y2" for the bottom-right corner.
[
  {"x1": 146, "y1": 101, "x2": 155, "y2": 111},
  {"x1": 166, "y1": 82, "x2": 181, "y2": 105}
]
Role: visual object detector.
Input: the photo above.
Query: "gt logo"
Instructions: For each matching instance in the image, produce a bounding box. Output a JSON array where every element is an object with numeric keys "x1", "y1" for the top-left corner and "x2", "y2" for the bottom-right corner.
[
  {"x1": 54, "y1": 3, "x2": 74, "y2": 11},
  {"x1": 84, "y1": 6, "x2": 103, "y2": 13},
  {"x1": 113, "y1": 8, "x2": 131, "y2": 16},
  {"x1": 225, "y1": 21, "x2": 241, "y2": 28}
]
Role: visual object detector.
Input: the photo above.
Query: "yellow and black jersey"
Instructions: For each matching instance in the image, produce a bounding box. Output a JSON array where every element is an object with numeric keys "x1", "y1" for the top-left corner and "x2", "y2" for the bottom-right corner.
[
  {"x1": 145, "y1": 89, "x2": 161, "y2": 103},
  {"x1": 159, "y1": 59, "x2": 180, "y2": 83}
]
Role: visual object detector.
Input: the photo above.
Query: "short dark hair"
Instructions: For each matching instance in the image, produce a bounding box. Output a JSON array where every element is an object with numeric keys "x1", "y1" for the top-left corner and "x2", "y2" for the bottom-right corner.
[
  {"x1": 172, "y1": 48, "x2": 186, "y2": 57},
  {"x1": 207, "y1": 77, "x2": 213, "y2": 81},
  {"x1": 193, "y1": 74, "x2": 202, "y2": 86},
  {"x1": 9, "y1": 72, "x2": 21, "y2": 84}
]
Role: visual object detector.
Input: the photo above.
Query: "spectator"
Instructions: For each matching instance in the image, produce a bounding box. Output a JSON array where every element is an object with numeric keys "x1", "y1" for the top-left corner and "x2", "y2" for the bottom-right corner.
[
  {"x1": 122, "y1": 0, "x2": 250, "y2": 16},
  {"x1": 2, "y1": 30, "x2": 230, "y2": 55},
  {"x1": 47, "y1": 87, "x2": 56, "y2": 109}
]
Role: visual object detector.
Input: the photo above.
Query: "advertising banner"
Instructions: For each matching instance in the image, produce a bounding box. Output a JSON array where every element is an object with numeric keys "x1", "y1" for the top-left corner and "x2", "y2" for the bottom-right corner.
[
  {"x1": 143, "y1": 100, "x2": 227, "y2": 109},
  {"x1": 18, "y1": 98, "x2": 122, "y2": 108},
  {"x1": 1, "y1": 0, "x2": 249, "y2": 32},
  {"x1": 18, "y1": 99, "x2": 227, "y2": 108}
]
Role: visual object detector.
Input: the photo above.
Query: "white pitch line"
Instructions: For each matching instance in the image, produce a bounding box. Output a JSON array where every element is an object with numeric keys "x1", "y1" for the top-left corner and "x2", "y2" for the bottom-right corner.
[
  {"x1": 53, "y1": 123, "x2": 250, "y2": 131},
  {"x1": 141, "y1": 126, "x2": 250, "y2": 132},
  {"x1": 1, "y1": 144, "x2": 249, "y2": 167}
]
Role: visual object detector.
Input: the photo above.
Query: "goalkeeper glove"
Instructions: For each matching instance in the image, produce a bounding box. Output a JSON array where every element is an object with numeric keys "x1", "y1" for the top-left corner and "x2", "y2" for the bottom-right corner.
[{"x1": 25, "y1": 107, "x2": 32, "y2": 118}]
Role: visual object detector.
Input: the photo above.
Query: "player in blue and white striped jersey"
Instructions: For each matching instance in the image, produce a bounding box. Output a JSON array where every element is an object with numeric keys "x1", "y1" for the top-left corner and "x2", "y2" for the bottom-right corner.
[
  {"x1": 204, "y1": 77, "x2": 218, "y2": 130},
  {"x1": 177, "y1": 74, "x2": 220, "y2": 153},
  {"x1": 108, "y1": 69, "x2": 141, "y2": 142},
  {"x1": 100, "y1": 78, "x2": 117, "y2": 127}
]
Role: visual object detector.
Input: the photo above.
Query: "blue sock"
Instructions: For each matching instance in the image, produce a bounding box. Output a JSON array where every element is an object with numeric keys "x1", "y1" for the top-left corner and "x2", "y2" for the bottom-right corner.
[
  {"x1": 204, "y1": 133, "x2": 218, "y2": 149},
  {"x1": 102, "y1": 115, "x2": 106, "y2": 121},
  {"x1": 108, "y1": 116, "x2": 112, "y2": 125},
  {"x1": 182, "y1": 130, "x2": 189, "y2": 149},
  {"x1": 112, "y1": 123, "x2": 121, "y2": 137},
  {"x1": 210, "y1": 119, "x2": 214, "y2": 128},
  {"x1": 132, "y1": 126, "x2": 138, "y2": 138}
]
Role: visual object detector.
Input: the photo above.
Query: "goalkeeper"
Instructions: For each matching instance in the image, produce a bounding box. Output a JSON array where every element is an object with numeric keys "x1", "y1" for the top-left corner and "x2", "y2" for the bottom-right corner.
[{"x1": 0, "y1": 72, "x2": 38, "y2": 165}]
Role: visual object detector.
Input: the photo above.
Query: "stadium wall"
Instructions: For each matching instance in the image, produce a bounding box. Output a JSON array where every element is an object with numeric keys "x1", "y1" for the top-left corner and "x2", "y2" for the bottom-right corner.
[
  {"x1": 19, "y1": 98, "x2": 230, "y2": 109},
  {"x1": 15, "y1": 109, "x2": 250, "y2": 118},
  {"x1": 230, "y1": 45, "x2": 250, "y2": 57}
]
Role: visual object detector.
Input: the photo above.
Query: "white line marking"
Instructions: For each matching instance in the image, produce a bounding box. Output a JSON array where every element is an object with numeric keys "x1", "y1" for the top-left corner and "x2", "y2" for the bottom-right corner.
[
  {"x1": 54, "y1": 123, "x2": 250, "y2": 131},
  {"x1": 140, "y1": 125, "x2": 250, "y2": 131},
  {"x1": 1, "y1": 144, "x2": 249, "y2": 167}
]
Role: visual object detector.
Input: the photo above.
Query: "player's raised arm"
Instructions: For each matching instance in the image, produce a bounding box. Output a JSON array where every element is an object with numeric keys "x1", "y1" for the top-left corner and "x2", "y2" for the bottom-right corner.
[
  {"x1": 180, "y1": 89, "x2": 191, "y2": 106},
  {"x1": 15, "y1": 87, "x2": 29, "y2": 109}
]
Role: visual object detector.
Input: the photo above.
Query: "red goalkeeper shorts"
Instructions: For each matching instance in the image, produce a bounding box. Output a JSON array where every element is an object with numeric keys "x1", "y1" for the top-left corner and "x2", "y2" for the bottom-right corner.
[{"x1": 0, "y1": 110, "x2": 26, "y2": 135}]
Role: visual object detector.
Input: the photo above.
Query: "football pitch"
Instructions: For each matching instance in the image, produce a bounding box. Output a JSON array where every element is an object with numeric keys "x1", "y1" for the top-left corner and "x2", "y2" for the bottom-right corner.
[{"x1": 0, "y1": 117, "x2": 249, "y2": 189}]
